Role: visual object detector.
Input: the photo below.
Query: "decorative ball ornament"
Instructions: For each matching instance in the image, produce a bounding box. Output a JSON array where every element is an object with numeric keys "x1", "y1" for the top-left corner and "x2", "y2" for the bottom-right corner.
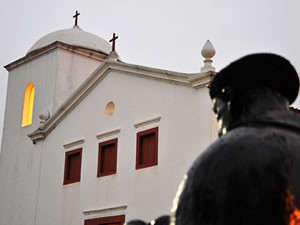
[
  {"x1": 201, "y1": 40, "x2": 216, "y2": 72},
  {"x1": 39, "y1": 109, "x2": 50, "y2": 123},
  {"x1": 201, "y1": 40, "x2": 216, "y2": 59}
]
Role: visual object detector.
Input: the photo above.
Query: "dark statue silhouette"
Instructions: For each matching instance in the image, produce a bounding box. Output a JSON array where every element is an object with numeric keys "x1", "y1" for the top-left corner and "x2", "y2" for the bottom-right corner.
[{"x1": 127, "y1": 53, "x2": 300, "y2": 225}]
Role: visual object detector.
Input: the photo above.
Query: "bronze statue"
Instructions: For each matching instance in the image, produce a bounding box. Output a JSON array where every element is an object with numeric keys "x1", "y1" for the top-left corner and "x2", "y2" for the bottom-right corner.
[{"x1": 172, "y1": 53, "x2": 300, "y2": 225}]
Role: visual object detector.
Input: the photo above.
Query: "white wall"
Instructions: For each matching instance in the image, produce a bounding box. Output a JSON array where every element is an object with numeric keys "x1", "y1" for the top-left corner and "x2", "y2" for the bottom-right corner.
[
  {"x1": 54, "y1": 50, "x2": 104, "y2": 111},
  {"x1": 31, "y1": 70, "x2": 214, "y2": 225},
  {"x1": 0, "y1": 73, "x2": 7, "y2": 154},
  {"x1": 0, "y1": 51, "x2": 59, "y2": 225},
  {"x1": 0, "y1": 48, "x2": 104, "y2": 225}
]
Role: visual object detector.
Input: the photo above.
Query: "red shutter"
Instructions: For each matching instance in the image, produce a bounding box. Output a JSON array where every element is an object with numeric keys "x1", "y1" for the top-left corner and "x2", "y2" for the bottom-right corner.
[
  {"x1": 140, "y1": 132, "x2": 155, "y2": 164},
  {"x1": 98, "y1": 139, "x2": 118, "y2": 177},
  {"x1": 72, "y1": 153, "x2": 81, "y2": 180},
  {"x1": 68, "y1": 154, "x2": 76, "y2": 180},
  {"x1": 64, "y1": 148, "x2": 82, "y2": 185},
  {"x1": 136, "y1": 127, "x2": 158, "y2": 169},
  {"x1": 101, "y1": 143, "x2": 116, "y2": 172}
]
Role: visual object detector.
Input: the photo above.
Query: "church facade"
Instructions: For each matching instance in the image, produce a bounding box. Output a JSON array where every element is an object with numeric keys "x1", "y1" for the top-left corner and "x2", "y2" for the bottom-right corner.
[{"x1": 0, "y1": 20, "x2": 217, "y2": 225}]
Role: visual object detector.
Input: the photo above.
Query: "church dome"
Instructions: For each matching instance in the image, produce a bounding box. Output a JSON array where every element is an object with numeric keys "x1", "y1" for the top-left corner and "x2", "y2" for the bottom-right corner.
[{"x1": 27, "y1": 26, "x2": 111, "y2": 55}]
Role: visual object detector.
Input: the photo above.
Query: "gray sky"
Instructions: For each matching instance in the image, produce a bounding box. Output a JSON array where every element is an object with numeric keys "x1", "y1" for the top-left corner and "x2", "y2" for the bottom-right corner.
[{"x1": 1, "y1": 0, "x2": 300, "y2": 143}]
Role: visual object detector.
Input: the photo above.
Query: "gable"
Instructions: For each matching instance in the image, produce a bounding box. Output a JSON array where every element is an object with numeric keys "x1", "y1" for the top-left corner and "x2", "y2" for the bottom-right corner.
[{"x1": 28, "y1": 60, "x2": 215, "y2": 143}]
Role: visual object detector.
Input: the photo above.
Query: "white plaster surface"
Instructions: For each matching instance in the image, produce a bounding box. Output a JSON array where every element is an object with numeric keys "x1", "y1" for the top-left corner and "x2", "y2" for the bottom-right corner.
[{"x1": 0, "y1": 49, "x2": 216, "y2": 225}]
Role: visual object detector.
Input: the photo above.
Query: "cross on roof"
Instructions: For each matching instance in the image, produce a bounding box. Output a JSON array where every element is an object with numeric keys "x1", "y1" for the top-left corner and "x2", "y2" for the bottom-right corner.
[
  {"x1": 109, "y1": 33, "x2": 119, "y2": 52},
  {"x1": 73, "y1": 10, "x2": 80, "y2": 26}
]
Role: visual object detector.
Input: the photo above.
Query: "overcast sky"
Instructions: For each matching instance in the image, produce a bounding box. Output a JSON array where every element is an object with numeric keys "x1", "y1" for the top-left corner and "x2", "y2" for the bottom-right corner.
[{"x1": 1, "y1": 0, "x2": 300, "y2": 143}]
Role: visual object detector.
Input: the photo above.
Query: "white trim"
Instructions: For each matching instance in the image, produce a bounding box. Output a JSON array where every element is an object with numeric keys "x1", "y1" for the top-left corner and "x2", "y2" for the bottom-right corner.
[
  {"x1": 188, "y1": 71, "x2": 215, "y2": 89},
  {"x1": 5, "y1": 42, "x2": 107, "y2": 71},
  {"x1": 134, "y1": 116, "x2": 161, "y2": 128},
  {"x1": 110, "y1": 63, "x2": 191, "y2": 87},
  {"x1": 96, "y1": 128, "x2": 121, "y2": 140},
  {"x1": 83, "y1": 205, "x2": 127, "y2": 218},
  {"x1": 63, "y1": 138, "x2": 85, "y2": 149}
]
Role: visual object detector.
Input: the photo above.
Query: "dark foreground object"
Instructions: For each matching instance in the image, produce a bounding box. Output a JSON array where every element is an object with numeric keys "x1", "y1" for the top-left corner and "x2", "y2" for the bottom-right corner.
[
  {"x1": 126, "y1": 215, "x2": 170, "y2": 225},
  {"x1": 174, "y1": 53, "x2": 300, "y2": 225}
]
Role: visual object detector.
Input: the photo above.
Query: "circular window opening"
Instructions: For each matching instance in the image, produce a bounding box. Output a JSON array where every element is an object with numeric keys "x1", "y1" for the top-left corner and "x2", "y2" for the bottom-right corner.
[{"x1": 105, "y1": 101, "x2": 115, "y2": 116}]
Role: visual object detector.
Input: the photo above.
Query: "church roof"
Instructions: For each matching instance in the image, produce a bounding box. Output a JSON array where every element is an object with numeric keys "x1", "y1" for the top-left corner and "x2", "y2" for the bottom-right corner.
[{"x1": 27, "y1": 26, "x2": 111, "y2": 55}]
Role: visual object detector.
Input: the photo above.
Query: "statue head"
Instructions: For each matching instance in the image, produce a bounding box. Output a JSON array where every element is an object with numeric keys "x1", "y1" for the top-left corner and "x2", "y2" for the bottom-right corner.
[{"x1": 209, "y1": 53, "x2": 299, "y2": 136}]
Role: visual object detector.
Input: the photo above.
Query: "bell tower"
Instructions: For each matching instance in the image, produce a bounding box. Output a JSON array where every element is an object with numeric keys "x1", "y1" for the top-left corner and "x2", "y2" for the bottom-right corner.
[{"x1": 0, "y1": 17, "x2": 113, "y2": 224}]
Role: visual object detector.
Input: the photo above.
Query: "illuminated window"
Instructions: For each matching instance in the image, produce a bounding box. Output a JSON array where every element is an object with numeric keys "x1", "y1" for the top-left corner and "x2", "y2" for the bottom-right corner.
[{"x1": 22, "y1": 82, "x2": 35, "y2": 127}]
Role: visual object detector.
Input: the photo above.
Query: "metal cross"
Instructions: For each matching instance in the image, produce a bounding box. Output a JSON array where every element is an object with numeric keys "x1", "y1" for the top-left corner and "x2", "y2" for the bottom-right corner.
[
  {"x1": 73, "y1": 10, "x2": 80, "y2": 26},
  {"x1": 109, "y1": 33, "x2": 119, "y2": 52}
]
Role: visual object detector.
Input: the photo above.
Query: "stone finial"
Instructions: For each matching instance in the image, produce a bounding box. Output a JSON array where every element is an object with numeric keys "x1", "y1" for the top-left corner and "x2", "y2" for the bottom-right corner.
[
  {"x1": 107, "y1": 50, "x2": 120, "y2": 62},
  {"x1": 39, "y1": 109, "x2": 50, "y2": 124},
  {"x1": 201, "y1": 40, "x2": 216, "y2": 72}
]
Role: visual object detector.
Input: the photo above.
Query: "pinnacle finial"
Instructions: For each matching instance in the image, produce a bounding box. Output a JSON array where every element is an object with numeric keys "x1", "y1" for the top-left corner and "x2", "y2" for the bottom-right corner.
[
  {"x1": 201, "y1": 40, "x2": 216, "y2": 72},
  {"x1": 107, "y1": 51, "x2": 120, "y2": 62}
]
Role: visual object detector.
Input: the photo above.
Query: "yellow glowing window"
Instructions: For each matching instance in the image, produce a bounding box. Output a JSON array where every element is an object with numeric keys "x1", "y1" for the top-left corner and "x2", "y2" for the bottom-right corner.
[{"x1": 22, "y1": 83, "x2": 35, "y2": 127}]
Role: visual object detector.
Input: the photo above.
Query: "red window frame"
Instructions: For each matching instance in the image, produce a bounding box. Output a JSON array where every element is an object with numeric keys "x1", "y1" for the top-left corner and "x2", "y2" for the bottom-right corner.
[
  {"x1": 84, "y1": 215, "x2": 125, "y2": 225},
  {"x1": 97, "y1": 138, "x2": 118, "y2": 177},
  {"x1": 63, "y1": 148, "x2": 82, "y2": 185},
  {"x1": 136, "y1": 127, "x2": 158, "y2": 170}
]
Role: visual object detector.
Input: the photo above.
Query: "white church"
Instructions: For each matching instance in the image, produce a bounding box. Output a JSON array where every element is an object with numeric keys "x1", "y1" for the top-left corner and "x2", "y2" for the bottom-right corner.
[{"x1": 0, "y1": 13, "x2": 218, "y2": 225}]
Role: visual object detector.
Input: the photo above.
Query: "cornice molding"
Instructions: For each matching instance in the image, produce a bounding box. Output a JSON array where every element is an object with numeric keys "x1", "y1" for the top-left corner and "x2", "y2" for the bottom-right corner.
[
  {"x1": 63, "y1": 138, "x2": 85, "y2": 149},
  {"x1": 134, "y1": 116, "x2": 161, "y2": 128},
  {"x1": 96, "y1": 128, "x2": 121, "y2": 140},
  {"x1": 83, "y1": 205, "x2": 127, "y2": 217},
  {"x1": 188, "y1": 71, "x2": 216, "y2": 89},
  {"x1": 5, "y1": 41, "x2": 108, "y2": 71}
]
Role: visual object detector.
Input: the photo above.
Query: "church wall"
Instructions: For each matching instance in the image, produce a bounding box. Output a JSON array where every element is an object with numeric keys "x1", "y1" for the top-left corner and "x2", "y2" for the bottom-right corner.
[
  {"x1": 0, "y1": 52, "x2": 59, "y2": 225},
  {"x1": 3, "y1": 51, "x2": 58, "y2": 128},
  {"x1": 54, "y1": 50, "x2": 103, "y2": 111},
  {"x1": 0, "y1": 49, "x2": 104, "y2": 225},
  {"x1": 32, "y1": 70, "x2": 213, "y2": 225}
]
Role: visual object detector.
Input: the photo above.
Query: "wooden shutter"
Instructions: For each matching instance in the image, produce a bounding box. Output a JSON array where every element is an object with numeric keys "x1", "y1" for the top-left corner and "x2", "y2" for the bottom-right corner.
[
  {"x1": 69, "y1": 152, "x2": 81, "y2": 180},
  {"x1": 136, "y1": 127, "x2": 158, "y2": 169},
  {"x1": 64, "y1": 148, "x2": 82, "y2": 185},
  {"x1": 140, "y1": 132, "x2": 156, "y2": 164},
  {"x1": 98, "y1": 139, "x2": 118, "y2": 177},
  {"x1": 101, "y1": 143, "x2": 116, "y2": 172}
]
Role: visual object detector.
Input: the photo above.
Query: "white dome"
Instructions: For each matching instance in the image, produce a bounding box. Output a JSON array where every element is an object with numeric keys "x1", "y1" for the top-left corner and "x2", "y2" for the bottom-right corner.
[{"x1": 27, "y1": 26, "x2": 111, "y2": 55}]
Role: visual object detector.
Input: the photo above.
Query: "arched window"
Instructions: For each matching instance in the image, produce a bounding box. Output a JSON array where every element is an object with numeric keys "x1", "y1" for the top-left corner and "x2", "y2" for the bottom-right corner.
[{"x1": 22, "y1": 82, "x2": 35, "y2": 127}]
